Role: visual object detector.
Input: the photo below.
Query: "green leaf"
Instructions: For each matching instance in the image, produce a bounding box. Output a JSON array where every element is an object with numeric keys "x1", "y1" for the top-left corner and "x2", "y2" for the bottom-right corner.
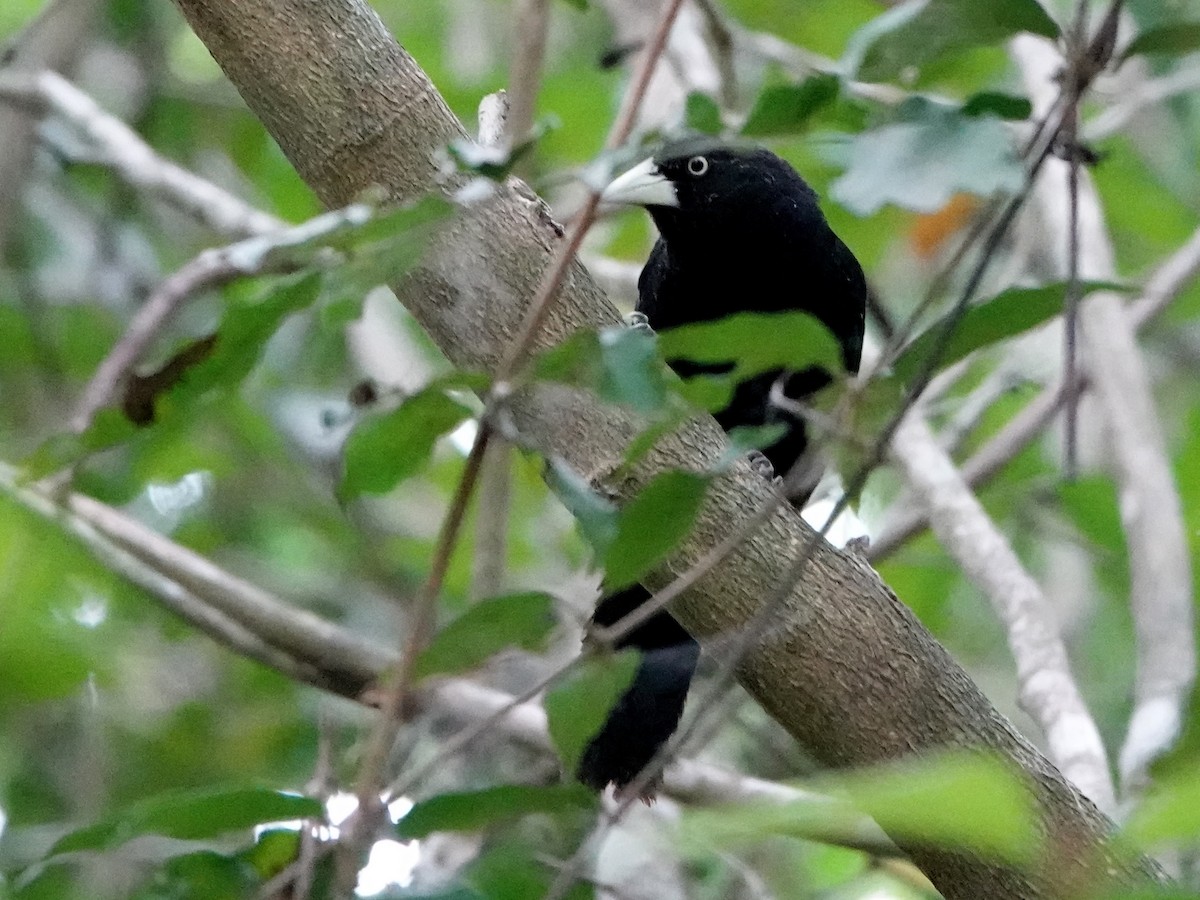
[
  {"x1": 414, "y1": 591, "x2": 558, "y2": 680},
  {"x1": 395, "y1": 784, "x2": 596, "y2": 839},
  {"x1": 658, "y1": 311, "x2": 844, "y2": 383},
  {"x1": 556, "y1": 0, "x2": 587, "y2": 9},
  {"x1": 685, "y1": 752, "x2": 1037, "y2": 864},
  {"x1": 545, "y1": 457, "x2": 619, "y2": 559},
  {"x1": 544, "y1": 650, "x2": 640, "y2": 775},
  {"x1": 50, "y1": 787, "x2": 321, "y2": 855},
  {"x1": 533, "y1": 326, "x2": 669, "y2": 414},
  {"x1": 602, "y1": 470, "x2": 710, "y2": 591},
  {"x1": 1124, "y1": 761, "x2": 1200, "y2": 849},
  {"x1": 961, "y1": 91, "x2": 1032, "y2": 120},
  {"x1": 831, "y1": 100, "x2": 1024, "y2": 216},
  {"x1": 1121, "y1": 23, "x2": 1200, "y2": 63},
  {"x1": 132, "y1": 851, "x2": 258, "y2": 900},
  {"x1": 339, "y1": 383, "x2": 474, "y2": 499},
  {"x1": 684, "y1": 92, "x2": 723, "y2": 135},
  {"x1": 740, "y1": 75, "x2": 840, "y2": 137},
  {"x1": 845, "y1": 0, "x2": 1059, "y2": 82},
  {"x1": 890, "y1": 281, "x2": 1129, "y2": 386},
  {"x1": 839, "y1": 753, "x2": 1036, "y2": 863},
  {"x1": 22, "y1": 408, "x2": 138, "y2": 478}
]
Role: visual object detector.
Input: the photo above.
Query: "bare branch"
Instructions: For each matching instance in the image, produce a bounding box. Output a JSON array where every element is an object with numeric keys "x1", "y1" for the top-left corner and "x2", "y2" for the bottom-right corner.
[
  {"x1": 889, "y1": 413, "x2": 1116, "y2": 812},
  {"x1": 0, "y1": 70, "x2": 284, "y2": 240},
  {"x1": 1014, "y1": 33, "x2": 1195, "y2": 798}
]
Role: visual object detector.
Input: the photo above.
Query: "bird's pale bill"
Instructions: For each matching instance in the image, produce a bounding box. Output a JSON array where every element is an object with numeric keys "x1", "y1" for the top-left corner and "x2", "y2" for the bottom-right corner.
[{"x1": 600, "y1": 157, "x2": 680, "y2": 209}]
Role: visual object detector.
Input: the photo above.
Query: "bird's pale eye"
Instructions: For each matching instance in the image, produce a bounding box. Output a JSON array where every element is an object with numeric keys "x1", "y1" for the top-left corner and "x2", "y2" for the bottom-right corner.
[{"x1": 686, "y1": 155, "x2": 709, "y2": 176}]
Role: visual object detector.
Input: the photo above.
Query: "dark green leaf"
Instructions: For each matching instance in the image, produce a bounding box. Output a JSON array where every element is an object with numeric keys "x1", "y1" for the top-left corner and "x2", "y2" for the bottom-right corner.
[
  {"x1": 740, "y1": 75, "x2": 840, "y2": 137},
  {"x1": 339, "y1": 383, "x2": 474, "y2": 499},
  {"x1": 1121, "y1": 23, "x2": 1200, "y2": 62},
  {"x1": 602, "y1": 469, "x2": 710, "y2": 591},
  {"x1": 465, "y1": 837, "x2": 593, "y2": 900},
  {"x1": 50, "y1": 787, "x2": 320, "y2": 855},
  {"x1": 533, "y1": 326, "x2": 669, "y2": 414},
  {"x1": 545, "y1": 457, "x2": 619, "y2": 558},
  {"x1": 131, "y1": 851, "x2": 257, "y2": 900},
  {"x1": 557, "y1": 0, "x2": 587, "y2": 9},
  {"x1": 961, "y1": 91, "x2": 1032, "y2": 120},
  {"x1": 831, "y1": 100, "x2": 1023, "y2": 215},
  {"x1": 544, "y1": 651, "x2": 640, "y2": 775},
  {"x1": 414, "y1": 591, "x2": 558, "y2": 680},
  {"x1": 890, "y1": 281, "x2": 1129, "y2": 386},
  {"x1": 658, "y1": 311, "x2": 844, "y2": 383},
  {"x1": 845, "y1": 0, "x2": 1059, "y2": 82},
  {"x1": 685, "y1": 92, "x2": 723, "y2": 135},
  {"x1": 395, "y1": 784, "x2": 596, "y2": 839}
]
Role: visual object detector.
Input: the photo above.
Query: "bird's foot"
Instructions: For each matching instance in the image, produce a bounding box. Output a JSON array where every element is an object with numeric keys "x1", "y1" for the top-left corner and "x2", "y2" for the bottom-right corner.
[
  {"x1": 624, "y1": 310, "x2": 653, "y2": 334},
  {"x1": 747, "y1": 450, "x2": 785, "y2": 487}
]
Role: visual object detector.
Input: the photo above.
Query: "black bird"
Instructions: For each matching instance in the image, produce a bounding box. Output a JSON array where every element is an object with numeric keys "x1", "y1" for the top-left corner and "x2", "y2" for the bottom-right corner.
[{"x1": 576, "y1": 140, "x2": 867, "y2": 798}]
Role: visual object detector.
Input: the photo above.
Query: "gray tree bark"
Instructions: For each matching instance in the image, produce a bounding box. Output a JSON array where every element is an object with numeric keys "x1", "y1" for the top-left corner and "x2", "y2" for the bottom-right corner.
[{"x1": 168, "y1": 1, "x2": 1162, "y2": 896}]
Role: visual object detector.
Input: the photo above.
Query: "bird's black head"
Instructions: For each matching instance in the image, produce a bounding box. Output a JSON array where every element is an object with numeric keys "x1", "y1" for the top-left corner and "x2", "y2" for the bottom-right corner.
[{"x1": 601, "y1": 139, "x2": 826, "y2": 246}]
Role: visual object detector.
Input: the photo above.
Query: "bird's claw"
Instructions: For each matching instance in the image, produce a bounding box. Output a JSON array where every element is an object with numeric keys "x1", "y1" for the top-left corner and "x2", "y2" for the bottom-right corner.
[
  {"x1": 747, "y1": 450, "x2": 784, "y2": 487},
  {"x1": 624, "y1": 310, "x2": 653, "y2": 334}
]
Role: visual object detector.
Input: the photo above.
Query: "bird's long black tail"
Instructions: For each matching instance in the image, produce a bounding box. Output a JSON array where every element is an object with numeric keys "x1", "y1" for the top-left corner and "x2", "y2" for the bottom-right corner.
[{"x1": 576, "y1": 584, "x2": 700, "y2": 797}]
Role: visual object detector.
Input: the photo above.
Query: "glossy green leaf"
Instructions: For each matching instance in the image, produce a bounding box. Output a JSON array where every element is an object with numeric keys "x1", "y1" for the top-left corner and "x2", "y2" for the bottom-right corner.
[
  {"x1": 533, "y1": 325, "x2": 669, "y2": 414},
  {"x1": 890, "y1": 281, "x2": 1128, "y2": 386},
  {"x1": 845, "y1": 0, "x2": 1059, "y2": 82},
  {"x1": 395, "y1": 784, "x2": 596, "y2": 839},
  {"x1": 602, "y1": 469, "x2": 710, "y2": 591},
  {"x1": 740, "y1": 75, "x2": 840, "y2": 137},
  {"x1": 831, "y1": 100, "x2": 1023, "y2": 215},
  {"x1": 340, "y1": 384, "x2": 474, "y2": 499},
  {"x1": 50, "y1": 787, "x2": 320, "y2": 855},
  {"x1": 658, "y1": 311, "x2": 844, "y2": 383},
  {"x1": 1121, "y1": 23, "x2": 1200, "y2": 62},
  {"x1": 414, "y1": 591, "x2": 558, "y2": 680},
  {"x1": 685, "y1": 92, "x2": 723, "y2": 135},
  {"x1": 544, "y1": 650, "x2": 639, "y2": 775}
]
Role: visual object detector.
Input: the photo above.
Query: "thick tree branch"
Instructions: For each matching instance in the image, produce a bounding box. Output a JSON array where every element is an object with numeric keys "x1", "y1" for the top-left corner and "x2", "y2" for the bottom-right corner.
[{"x1": 162, "y1": 2, "x2": 1163, "y2": 896}]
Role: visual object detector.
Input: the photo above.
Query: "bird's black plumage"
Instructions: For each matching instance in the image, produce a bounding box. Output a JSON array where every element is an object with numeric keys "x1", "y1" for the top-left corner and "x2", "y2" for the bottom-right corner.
[{"x1": 577, "y1": 140, "x2": 867, "y2": 797}]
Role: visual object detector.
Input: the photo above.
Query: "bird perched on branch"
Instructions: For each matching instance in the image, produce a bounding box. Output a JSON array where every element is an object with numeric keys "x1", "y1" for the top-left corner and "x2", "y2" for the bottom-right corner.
[{"x1": 577, "y1": 140, "x2": 867, "y2": 799}]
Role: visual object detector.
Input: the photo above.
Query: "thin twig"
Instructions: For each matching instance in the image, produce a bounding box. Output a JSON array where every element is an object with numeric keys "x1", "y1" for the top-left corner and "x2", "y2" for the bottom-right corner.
[
  {"x1": 0, "y1": 70, "x2": 284, "y2": 239},
  {"x1": 71, "y1": 202, "x2": 375, "y2": 435},
  {"x1": 337, "y1": 428, "x2": 491, "y2": 893}
]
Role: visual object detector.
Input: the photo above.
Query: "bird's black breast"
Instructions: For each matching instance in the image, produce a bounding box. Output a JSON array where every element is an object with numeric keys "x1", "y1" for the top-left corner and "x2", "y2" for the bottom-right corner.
[{"x1": 636, "y1": 219, "x2": 865, "y2": 477}]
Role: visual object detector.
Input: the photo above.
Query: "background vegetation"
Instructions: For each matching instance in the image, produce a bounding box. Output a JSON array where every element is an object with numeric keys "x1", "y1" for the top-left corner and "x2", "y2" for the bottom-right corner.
[{"x1": 1, "y1": 0, "x2": 1200, "y2": 897}]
